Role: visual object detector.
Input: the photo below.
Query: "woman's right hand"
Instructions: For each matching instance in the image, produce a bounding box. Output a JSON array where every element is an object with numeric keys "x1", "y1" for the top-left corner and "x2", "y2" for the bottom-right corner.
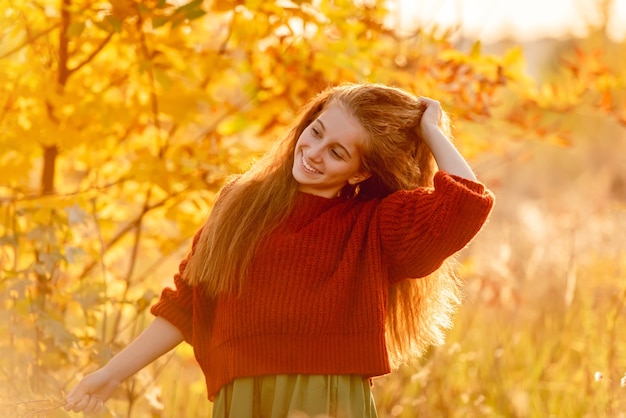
[
  {"x1": 63, "y1": 317, "x2": 184, "y2": 414},
  {"x1": 64, "y1": 367, "x2": 120, "y2": 414}
]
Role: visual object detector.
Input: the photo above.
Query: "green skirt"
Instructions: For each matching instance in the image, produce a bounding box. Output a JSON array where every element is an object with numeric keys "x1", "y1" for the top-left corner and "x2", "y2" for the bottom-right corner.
[{"x1": 212, "y1": 374, "x2": 378, "y2": 418}]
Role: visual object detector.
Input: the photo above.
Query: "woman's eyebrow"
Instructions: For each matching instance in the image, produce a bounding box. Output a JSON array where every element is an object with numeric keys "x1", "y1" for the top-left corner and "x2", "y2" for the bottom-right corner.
[{"x1": 315, "y1": 118, "x2": 325, "y2": 131}]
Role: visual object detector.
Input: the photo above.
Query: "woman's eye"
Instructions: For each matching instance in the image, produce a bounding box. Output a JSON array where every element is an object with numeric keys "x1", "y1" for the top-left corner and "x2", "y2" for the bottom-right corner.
[
  {"x1": 331, "y1": 149, "x2": 344, "y2": 160},
  {"x1": 312, "y1": 128, "x2": 320, "y2": 137}
]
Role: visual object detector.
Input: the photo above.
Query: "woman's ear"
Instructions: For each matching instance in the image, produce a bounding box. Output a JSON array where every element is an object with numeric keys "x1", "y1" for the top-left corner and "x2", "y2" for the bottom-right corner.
[{"x1": 348, "y1": 171, "x2": 372, "y2": 185}]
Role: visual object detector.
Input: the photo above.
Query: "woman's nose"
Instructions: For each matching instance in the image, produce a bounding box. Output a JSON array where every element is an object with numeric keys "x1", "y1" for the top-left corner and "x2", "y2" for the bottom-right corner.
[{"x1": 307, "y1": 143, "x2": 323, "y2": 162}]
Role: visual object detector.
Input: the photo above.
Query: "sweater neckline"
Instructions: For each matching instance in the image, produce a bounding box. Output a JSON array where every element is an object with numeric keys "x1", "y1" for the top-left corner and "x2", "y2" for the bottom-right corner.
[
  {"x1": 295, "y1": 190, "x2": 348, "y2": 205},
  {"x1": 281, "y1": 191, "x2": 349, "y2": 227}
]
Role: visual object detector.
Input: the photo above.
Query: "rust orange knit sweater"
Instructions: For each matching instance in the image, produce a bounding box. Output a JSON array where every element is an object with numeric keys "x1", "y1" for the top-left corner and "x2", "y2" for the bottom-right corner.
[{"x1": 151, "y1": 171, "x2": 495, "y2": 400}]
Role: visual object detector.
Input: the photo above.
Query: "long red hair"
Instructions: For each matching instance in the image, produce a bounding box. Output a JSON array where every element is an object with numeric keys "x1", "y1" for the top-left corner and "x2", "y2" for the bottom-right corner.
[{"x1": 184, "y1": 83, "x2": 462, "y2": 367}]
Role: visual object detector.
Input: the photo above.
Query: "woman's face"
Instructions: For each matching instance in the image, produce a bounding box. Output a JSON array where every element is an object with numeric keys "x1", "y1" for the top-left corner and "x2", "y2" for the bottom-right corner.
[{"x1": 292, "y1": 102, "x2": 370, "y2": 198}]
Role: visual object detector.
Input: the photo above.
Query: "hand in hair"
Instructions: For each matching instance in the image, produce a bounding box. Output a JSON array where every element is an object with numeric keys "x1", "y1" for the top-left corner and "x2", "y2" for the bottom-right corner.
[
  {"x1": 418, "y1": 97, "x2": 444, "y2": 135},
  {"x1": 417, "y1": 97, "x2": 477, "y2": 181}
]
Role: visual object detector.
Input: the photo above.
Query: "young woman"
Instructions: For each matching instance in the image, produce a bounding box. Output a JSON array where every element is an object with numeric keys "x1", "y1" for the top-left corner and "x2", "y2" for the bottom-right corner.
[{"x1": 65, "y1": 83, "x2": 494, "y2": 417}]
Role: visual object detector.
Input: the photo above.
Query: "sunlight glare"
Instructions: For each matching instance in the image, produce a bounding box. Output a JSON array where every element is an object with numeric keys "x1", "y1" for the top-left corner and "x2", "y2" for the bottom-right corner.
[{"x1": 393, "y1": 0, "x2": 626, "y2": 42}]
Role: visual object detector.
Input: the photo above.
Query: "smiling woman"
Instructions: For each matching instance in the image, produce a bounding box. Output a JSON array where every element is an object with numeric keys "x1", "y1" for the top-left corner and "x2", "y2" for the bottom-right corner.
[
  {"x1": 392, "y1": 0, "x2": 626, "y2": 42},
  {"x1": 65, "y1": 82, "x2": 495, "y2": 417},
  {"x1": 292, "y1": 102, "x2": 370, "y2": 198}
]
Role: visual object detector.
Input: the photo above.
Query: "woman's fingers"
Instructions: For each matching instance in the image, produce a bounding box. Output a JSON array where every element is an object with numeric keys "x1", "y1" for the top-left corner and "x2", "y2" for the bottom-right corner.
[
  {"x1": 65, "y1": 386, "x2": 79, "y2": 401},
  {"x1": 418, "y1": 97, "x2": 443, "y2": 132},
  {"x1": 84, "y1": 396, "x2": 104, "y2": 414},
  {"x1": 65, "y1": 383, "x2": 88, "y2": 411},
  {"x1": 421, "y1": 97, "x2": 442, "y2": 115},
  {"x1": 419, "y1": 96, "x2": 438, "y2": 105},
  {"x1": 65, "y1": 393, "x2": 91, "y2": 412},
  {"x1": 65, "y1": 393, "x2": 104, "y2": 414}
]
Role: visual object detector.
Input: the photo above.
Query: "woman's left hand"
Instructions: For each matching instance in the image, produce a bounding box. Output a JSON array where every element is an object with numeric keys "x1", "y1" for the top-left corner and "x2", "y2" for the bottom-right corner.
[
  {"x1": 418, "y1": 97, "x2": 444, "y2": 138},
  {"x1": 415, "y1": 97, "x2": 477, "y2": 181}
]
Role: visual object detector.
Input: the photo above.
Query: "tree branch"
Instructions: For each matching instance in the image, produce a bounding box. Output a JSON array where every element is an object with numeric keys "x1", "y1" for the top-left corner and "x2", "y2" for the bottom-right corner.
[
  {"x1": 40, "y1": 145, "x2": 58, "y2": 195},
  {"x1": 0, "y1": 22, "x2": 62, "y2": 61},
  {"x1": 135, "y1": 15, "x2": 166, "y2": 158},
  {"x1": 68, "y1": 32, "x2": 114, "y2": 75},
  {"x1": 77, "y1": 190, "x2": 185, "y2": 280}
]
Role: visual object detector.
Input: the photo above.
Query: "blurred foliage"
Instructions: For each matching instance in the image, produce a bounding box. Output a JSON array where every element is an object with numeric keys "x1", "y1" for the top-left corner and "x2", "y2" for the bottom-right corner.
[{"x1": 0, "y1": 0, "x2": 625, "y2": 416}]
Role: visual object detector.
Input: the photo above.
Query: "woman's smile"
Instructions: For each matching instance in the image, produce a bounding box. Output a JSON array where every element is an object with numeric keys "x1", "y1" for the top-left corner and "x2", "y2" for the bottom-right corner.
[{"x1": 301, "y1": 152, "x2": 323, "y2": 174}]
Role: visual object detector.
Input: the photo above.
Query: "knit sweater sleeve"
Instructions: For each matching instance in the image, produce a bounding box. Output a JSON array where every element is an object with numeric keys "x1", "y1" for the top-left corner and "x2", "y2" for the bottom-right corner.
[
  {"x1": 377, "y1": 171, "x2": 495, "y2": 283},
  {"x1": 149, "y1": 229, "x2": 203, "y2": 344}
]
